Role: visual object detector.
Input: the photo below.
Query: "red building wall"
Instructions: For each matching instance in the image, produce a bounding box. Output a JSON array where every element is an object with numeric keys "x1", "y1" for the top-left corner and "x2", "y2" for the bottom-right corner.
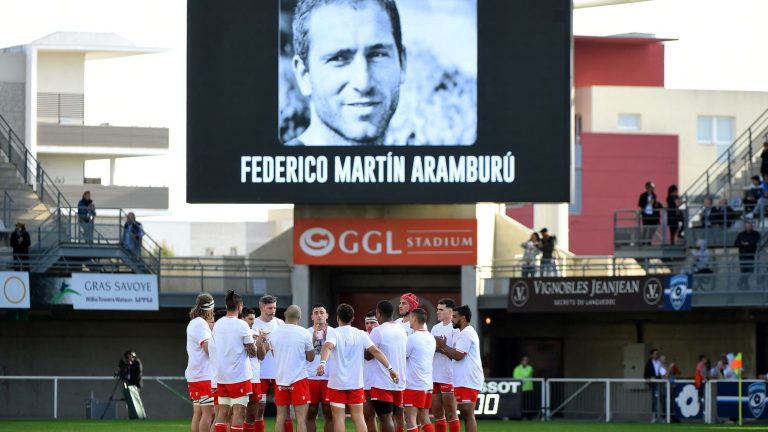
[
  {"x1": 574, "y1": 37, "x2": 666, "y2": 87},
  {"x1": 569, "y1": 132, "x2": 678, "y2": 255}
]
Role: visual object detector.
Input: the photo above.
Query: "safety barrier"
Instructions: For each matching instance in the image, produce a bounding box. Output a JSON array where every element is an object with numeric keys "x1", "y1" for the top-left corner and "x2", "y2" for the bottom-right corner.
[{"x1": 2, "y1": 375, "x2": 752, "y2": 423}]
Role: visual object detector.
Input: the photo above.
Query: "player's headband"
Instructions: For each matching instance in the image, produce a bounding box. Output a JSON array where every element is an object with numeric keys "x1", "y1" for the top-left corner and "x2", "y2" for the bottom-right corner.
[
  {"x1": 201, "y1": 300, "x2": 215, "y2": 311},
  {"x1": 365, "y1": 316, "x2": 378, "y2": 323}
]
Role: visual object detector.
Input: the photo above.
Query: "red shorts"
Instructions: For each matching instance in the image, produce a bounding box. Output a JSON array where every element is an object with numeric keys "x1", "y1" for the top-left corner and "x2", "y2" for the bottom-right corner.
[
  {"x1": 249, "y1": 382, "x2": 262, "y2": 402},
  {"x1": 275, "y1": 378, "x2": 310, "y2": 406},
  {"x1": 260, "y1": 378, "x2": 277, "y2": 396},
  {"x1": 454, "y1": 387, "x2": 480, "y2": 404},
  {"x1": 433, "y1": 382, "x2": 454, "y2": 393},
  {"x1": 403, "y1": 389, "x2": 432, "y2": 409},
  {"x1": 188, "y1": 380, "x2": 213, "y2": 401},
  {"x1": 370, "y1": 387, "x2": 403, "y2": 407},
  {"x1": 218, "y1": 380, "x2": 252, "y2": 399},
  {"x1": 308, "y1": 379, "x2": 330, "y2": 404},
  {"x1": 327, "y1": 388, "x2": 366, "y2": 406}
]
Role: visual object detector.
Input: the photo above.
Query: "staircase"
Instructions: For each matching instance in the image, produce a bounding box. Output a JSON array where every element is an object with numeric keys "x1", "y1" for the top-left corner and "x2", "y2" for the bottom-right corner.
[{"x1": 0, "y1": 112, "x2": 160, "y2": 274}]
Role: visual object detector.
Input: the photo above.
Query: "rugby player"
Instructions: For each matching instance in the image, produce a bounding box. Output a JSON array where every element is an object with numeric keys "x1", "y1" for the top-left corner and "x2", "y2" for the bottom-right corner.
[
  {"x1": 271, "y1": 305, "x2": 315, "y2": 432},
  {"x1": 317, "y1": 303, "x2": 398, "y2": 432},
  {"x1": 363, "y1": 311, "x2": 380, "y2": 432},
  {"x1": 404, "y1": 308, "x2": 435, "y2": 432},
  {"x1": 186, "y1": 293, "x2": 215, "y2": 432},
  {"x1": 436, "y1": 306, "x2": 484, "y2": 432},
  {"x1": 251, "y1": 294, "x2": 286, "y2": 432},
  {"x1": 213, "y1": 291, "x2": 259, "y2": 432},
  {"x1": 367, "y1": 300, "x2": 408, "y2": 432},
  {"x1": 306, "y1": 304, "x2": 335, "y2": 432},
  {"x1": 430, "y1": 298, "x2": 459, "y2": 432}
]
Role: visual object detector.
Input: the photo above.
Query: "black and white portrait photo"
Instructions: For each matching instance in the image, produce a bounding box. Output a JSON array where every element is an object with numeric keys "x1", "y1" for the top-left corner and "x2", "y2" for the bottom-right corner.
[{"x1": 279, "y1": 0, "x2": 478, "y2": 146}]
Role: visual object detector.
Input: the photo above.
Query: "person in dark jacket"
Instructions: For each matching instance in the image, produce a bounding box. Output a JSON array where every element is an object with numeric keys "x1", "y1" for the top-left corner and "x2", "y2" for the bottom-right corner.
[
  {"x1": 118, "y1": 350, "x2": 143, "y2": 390},
  {"x1": 666, "y1": 185, "x2": 683, "y2": 245},
  {"x1": 643, "y1": 348, "x2": 662, "y2": 423},
  {"x1": 538, "y1": 228, "x2": 558, "y2": 276},
  {"x1": 761, "y1": 140, "x2": 768, "y2": 180},
  {"x1": 735, "y1": 221, "x2": 761, "y2": 274},
  {"x1": 10, "y1": 222, "x2": 31, "y2": 271},
  {"x1": 77, "y1": 191, "x2": 96, "y2": 243}
]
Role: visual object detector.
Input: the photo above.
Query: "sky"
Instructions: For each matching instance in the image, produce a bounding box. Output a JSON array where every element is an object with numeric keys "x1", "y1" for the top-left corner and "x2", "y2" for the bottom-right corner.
[{"x1": 0, "y1": 0, "x2": 766, "y2": 221}]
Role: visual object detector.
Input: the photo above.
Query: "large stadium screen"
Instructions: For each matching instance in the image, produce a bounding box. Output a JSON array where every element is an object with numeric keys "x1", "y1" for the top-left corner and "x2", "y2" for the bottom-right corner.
[{"x1": 187, "y1": 0, "x2": 571, "y2": 204}]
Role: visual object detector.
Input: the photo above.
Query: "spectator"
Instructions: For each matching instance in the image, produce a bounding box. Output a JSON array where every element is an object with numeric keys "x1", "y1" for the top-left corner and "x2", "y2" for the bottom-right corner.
[
  {"x1": 513, "y1": 356, "x2": 535, "y2": 420},
  {"x1": 734, "y1": 221, "x2": 760, "y2": 288},
  {"x1": 643, "y1": 348, "x2": 662, "y2": 423},
  {"x1": 640, "y1": 197, "x2": 663, "y2": 245},
  {"x1": 744, "y1": 175, "x2": 763, "y2": 214},
  {"x1": 691, "y1": 239, "x2": 712, "y2": 274},
  {"x1": 77, "y1": 191, "x2": 96, "y2": 243},
  {"x1": 638, "y1": 181, "x2": 658, "y2": 213},
  {"x1": 712, "y1": 353, "x2": 736, "y2": 380},
  {"x1": 10, "y1": 222, "x2": 31, "y2": 271},
  {"x1": 538, "y1": 228, "x2": 557, "y2": 277},
  {"x1": 761, "y1": 140, "x2": 768, "y2": 180},
  {"x1": 659, "y1": 356, "x2": 680, "y2": 382},
  {"x1": 666, "y1": 185, "x2": 683, "y2": 244},
  {"x1": 710, "y1": 198, "x2": 737, "y2": 228},
  {"x1": 520, "y1": 233, "x2": 541, "y2": 278},
  {"x1": 695, "y1": 355, "x2": 709, "y2": 403},
  {"x1": 122, "y1": 212, "x2": 145, "y2": 256},
  {"x1": 696, "y1": 197, "x2": 715, "y2": 228}
]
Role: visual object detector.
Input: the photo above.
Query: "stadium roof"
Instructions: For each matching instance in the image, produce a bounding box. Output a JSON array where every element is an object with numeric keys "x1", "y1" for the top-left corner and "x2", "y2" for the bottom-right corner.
[{"x1": 2, "y1": 31, "x2": 165, "y2": 59}]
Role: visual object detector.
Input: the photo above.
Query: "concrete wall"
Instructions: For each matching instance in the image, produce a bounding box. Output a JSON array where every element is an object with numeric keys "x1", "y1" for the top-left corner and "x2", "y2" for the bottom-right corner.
[
  {"x1": 38, "y1": 154, "x2": 84, "y2": 184},
  {"x1": 486, "y1": 310, "x2": 757, "y2": 379},
  {"x1": 580, "y1": 86, "x2": 768, "y2": 191},
  {"x1": 0, "y1": 52, "x2": 27, "y2": 136},
  {"x1": 37, "y1": 52, "x2": 84, "y2": 94},
  {"x1": 0, "y1": 310, "x2": 192, "y2": 419}
]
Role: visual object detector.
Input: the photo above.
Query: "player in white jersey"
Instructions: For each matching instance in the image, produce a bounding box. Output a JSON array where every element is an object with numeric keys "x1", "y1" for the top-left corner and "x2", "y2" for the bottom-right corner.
[
  {"x1": 305, "y1": 304, "x2": 334, "y2": 432},
  {"x1": 435, "y1": 305, "x2": 484, "y2": 432},
  {"x1": 251, "y1": 294, "x2": 286, "y2": 432},
  {"x1": 241, "y1": 307, "x2": 267, "y2": 432},
  {"x1": 271, "y1": 305, "x2": 315, "y2": 432},
  {"x1": 210, "y1": 308, "x2": 230, "y2": 431},
  {"x1": 363, "y1": 311, "x2": 380, "y2": 432},
  {"x1": 430, "y1": 298, "x2": 459, "y2": 432},
  {"x1": 368, "y1": 300, "x2": 408, "y2": 432},
  {"x1": 316, "y1": 303, "x2": 398, "y2": 432},
  {"x1": 186, "y1": 293, "x2": 215, "y2": 432},
  {"x1": 395, "y1": 293, "x2": 418, "y2": 335},
  {"x1": 405, "y1": 308, "x2": 436, "y2": 432},
  {"x1": 212, "y1": 290, "x2": 260, "y2": 432}
]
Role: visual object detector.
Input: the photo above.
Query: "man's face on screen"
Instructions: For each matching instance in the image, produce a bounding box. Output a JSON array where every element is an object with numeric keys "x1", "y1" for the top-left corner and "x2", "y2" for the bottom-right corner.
[{"x1": 300, "y1": 1, "x2": 404, "y2": 143}]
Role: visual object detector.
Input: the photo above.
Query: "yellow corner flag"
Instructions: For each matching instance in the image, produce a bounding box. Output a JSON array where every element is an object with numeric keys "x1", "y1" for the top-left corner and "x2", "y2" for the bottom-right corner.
[{"x1": 733, "y1": 353, "x2": 743, "y2": 425}]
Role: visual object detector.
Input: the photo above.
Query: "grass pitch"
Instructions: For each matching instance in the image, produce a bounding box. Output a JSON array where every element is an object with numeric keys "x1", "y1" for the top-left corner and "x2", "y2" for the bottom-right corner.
[{"x1": 1, "y1": 420, "x2": 768, "y2": 432}]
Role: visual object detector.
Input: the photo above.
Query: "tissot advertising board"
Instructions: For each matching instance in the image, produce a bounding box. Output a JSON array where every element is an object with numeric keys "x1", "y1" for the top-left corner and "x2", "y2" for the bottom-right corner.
[{"x1": 187, "y1": 0, "x2": 571, "y2": 203}]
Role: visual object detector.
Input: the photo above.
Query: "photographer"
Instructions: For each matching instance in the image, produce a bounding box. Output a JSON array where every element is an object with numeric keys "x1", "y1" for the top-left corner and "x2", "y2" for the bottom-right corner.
[{"x1": 118, "y1": 350, "x2": 143, "y2": 390}]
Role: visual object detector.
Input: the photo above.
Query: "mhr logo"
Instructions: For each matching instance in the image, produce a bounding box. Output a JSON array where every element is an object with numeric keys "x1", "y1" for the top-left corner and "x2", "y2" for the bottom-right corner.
[{"x1": 294, "y1": 219, "x2": 477, "y2": 266}]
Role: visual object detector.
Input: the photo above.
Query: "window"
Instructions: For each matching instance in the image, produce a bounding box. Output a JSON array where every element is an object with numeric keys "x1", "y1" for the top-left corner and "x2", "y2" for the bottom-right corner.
[
  {"x1": 617, "y1": 114, "x2": 641, "y2": 131},
  {"x1": 697, "y1": 116, "x2": 735, "y2": 157}
]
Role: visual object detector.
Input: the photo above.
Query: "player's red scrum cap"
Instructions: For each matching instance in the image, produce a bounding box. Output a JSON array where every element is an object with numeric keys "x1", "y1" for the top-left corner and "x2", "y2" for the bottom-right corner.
[{"x1": 401, "y1": 293, "x2": 419, "y2": 312}]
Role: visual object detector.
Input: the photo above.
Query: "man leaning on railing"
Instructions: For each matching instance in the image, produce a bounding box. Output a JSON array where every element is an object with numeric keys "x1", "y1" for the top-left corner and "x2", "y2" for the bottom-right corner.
[{"x1": 77, "y1": 191, "x2": 96, "y2": 243}]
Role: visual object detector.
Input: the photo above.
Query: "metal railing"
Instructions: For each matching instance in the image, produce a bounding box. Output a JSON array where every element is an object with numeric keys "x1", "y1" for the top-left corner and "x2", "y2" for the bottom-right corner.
[
  {"x1": 682, "y1": 107, "x2": 768, "y2": 207},
  {"x1": 0, "y1": 375, "x2": 187, "y2": 419},
  {"x1": 1, "y1": 189, "x2": 13, "y2": 229},
  {"x1": 614, "y1": 208, "x2": 690, "y2": 249}
]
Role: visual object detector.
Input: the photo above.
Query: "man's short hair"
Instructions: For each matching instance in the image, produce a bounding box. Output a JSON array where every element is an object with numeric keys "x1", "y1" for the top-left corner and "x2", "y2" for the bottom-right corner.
[
  {"x1": 437, "y1": 298, "x2": 456, "y2": 309},
  {"x1": 312, "y1": 303, "x2": 326, "y2": 311},
  {"x1": 293, "y1": 0, "x2": 404, "y2": 67},
  {"x1": 214, "y1": 308, "x2": 227, "y2": 322},
  {"x1": 411, "y1": 308, "x2": 427, "y2": 325},
  {"x1": 259, "y1": 294, "x2": 277, "y2": 306},
  {"x1": 225, "y1": 290, "x2": 243, "y2": 312},
  {"x1": 285, "y1": 305, "x2": 302, "y2": 321},
  {"x1": 337, "y1": 303, "x2": 355, "y2": 323},
  {"x1": 650, "y1": 348, "x2": 659, "y2": 356},
  {"x1": 376, "y1": 300, "x2": 394, "y2": 320},
  {"x1": 455, "y1": 305, "x2": 472, "y2": 323},
  {"x1": 365, "y1": 309, "x2": 376, "y2": 319},
  {"x1": 242, "y1": 307, "x2": 255, "y2": 317}
]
